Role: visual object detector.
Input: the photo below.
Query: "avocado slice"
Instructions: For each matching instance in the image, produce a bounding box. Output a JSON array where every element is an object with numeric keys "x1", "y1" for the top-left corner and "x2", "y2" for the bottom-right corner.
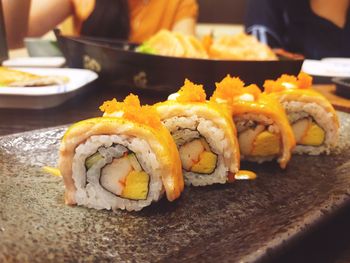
[
  {"x1": 135, "y1": 43, "x2": 156, "y2": 54},
  {"x1": 85, "y1": 152, "x2": 104, "y2": 170}
]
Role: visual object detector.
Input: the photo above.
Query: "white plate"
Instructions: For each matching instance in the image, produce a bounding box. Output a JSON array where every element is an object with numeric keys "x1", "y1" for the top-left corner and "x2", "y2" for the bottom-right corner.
[
  {"x1": 0, "y1": 68, "x2": 98, "y2": 109},
  {"x1": 302, "y1": 58, "x2": 350, "y2": 78},
  {"x1": 2, "y1": 57, "x2": 66, "y2": 68}
]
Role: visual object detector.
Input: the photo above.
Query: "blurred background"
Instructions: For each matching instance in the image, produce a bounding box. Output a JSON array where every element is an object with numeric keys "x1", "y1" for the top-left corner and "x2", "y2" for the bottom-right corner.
[
  {"x1": 8, "y1": 0, "x2": 248, "y2": 57},
  {"x1": 198, "y1": 0, "x2": 246, "y2": 23}
]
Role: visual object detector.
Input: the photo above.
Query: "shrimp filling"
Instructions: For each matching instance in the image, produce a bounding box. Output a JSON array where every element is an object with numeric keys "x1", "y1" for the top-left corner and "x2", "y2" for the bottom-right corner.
[
  {"x1": 236, "y1": 121, "x2": 281, "y2": 157},
  {"x1": 172, "y1": 129, "x2": 218, "y2": 174},
  {"x1": 85, "y1": 145, "x2": 150, "y2": 200}
]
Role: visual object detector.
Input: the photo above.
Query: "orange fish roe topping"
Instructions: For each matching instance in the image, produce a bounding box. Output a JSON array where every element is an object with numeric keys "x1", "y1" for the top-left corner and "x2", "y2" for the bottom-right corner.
[
  {"x1": 176, "y1": 79, "x2": 207, "y2": 103},
  {"x1": 123, "y1": 93, "x2": 141, "y2": 108},
  {"x1": 264, "y1": 73, "x2": 313, "y2": 93},
  {"x1": 99, "y1": 94, "x2": 161, "y2": 128},
  {"x1": 244, "y1": 84, "x2": 261, "y2": 98},
  {"x1": 99, "y1": 98, "x2": 122, "y2": 114},
  {"x1": 211, "y1": 75, "x2": 261, "y2": 103},
  {"x1": 297, "y1": 72, "x2": 313, "y2": 89},
  {"x1": 123, "y1": 104, "x2": 161, "y2": 128}
]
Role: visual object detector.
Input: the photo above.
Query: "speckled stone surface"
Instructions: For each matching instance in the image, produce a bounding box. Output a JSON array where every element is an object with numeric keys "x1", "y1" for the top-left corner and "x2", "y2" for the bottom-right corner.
[{"x1": 0, "y1": 113, "x2": 350, "y2": 263}]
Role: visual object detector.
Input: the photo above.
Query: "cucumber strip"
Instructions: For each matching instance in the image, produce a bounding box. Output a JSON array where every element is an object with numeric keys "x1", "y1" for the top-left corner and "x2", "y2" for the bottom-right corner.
[
  {"x1": 128, "y1": 153, "x2": 142, "y2": 172},
  {"x1": 85, "y1": 152, "x2": 104, "y2": 170}
]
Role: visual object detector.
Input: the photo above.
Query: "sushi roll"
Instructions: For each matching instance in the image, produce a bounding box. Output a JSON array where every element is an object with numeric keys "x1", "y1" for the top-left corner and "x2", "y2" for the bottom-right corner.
[
  {"x1": 155, "y1": 79, "x2": 240, "y2": 186},
  {"x1": 264, "y1": 73, "x2": 339, "y2": 155},
  {"x1": 211, "y1": 75, "x2": 295, "y2": 169},
  {"x1": 58, "y1": 95, "x2": 183, "y2": 211}
]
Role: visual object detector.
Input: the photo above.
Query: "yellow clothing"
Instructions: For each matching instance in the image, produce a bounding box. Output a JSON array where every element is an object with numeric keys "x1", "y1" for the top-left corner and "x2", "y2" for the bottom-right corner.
[{"x1": 68, "y1": 0, "x2": 198, "y2": 43}]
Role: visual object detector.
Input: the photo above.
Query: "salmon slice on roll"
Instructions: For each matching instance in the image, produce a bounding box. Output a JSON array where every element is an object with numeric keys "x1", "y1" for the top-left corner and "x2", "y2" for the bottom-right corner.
[
  {"x1": 211, "y1": 75, "x2": 295, "y2": 169},
  {"x1": 155, "y1": 79, "x2": 240, "y2": 186},
  {"x1": 264, "y1": 73, "x2": 339, "y2": 155},
  {"x1": 58, "y1": 95, "x2": 183, "y2": 211}
]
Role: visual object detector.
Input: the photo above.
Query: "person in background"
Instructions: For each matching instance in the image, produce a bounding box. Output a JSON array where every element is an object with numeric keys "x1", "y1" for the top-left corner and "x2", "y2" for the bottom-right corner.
[
  {"x1": 245, "y1": 0, "x2": 350, "y2": 59},
  {"x1": 2, "y1": 0, "x2": 198, "y2": 49}
]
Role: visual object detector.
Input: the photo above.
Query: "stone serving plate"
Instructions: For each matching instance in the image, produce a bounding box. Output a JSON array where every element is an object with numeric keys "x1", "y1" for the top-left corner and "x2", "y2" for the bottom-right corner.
[{"x1": 1, "y1": 113, "x2": 350, "y2": 263}]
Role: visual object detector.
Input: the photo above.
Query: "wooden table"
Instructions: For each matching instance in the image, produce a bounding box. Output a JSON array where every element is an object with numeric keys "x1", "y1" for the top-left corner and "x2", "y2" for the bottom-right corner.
[
  {"x1": 314, "y1": 85, "x2": 350, "y2": 113},
  {"x1": 1, "y1": 81, "x2": 350, "y2": 262}
]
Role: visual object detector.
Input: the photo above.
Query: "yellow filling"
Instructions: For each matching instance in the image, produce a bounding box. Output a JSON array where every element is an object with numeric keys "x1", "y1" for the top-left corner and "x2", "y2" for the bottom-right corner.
[
  {"x1": 121, "y1": 171, "x2": 149, "y2": 200},
  {"x1": 191, "y1": 151, "x2": 217, "y2": 174},
  {"x1": 300, "y1": 122, "x2": 325, "y2": 146},
  {"x1": 251, "y1": 131, "x2": 280, "y2": 156}
]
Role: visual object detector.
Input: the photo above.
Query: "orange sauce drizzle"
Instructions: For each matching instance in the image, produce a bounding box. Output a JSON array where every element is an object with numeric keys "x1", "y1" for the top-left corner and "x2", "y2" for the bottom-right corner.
[
  {"x1": 234, "y1": 170, "x2": 257, "y2": 180},
  {"x1": 42, "y1": 166, "x2": 62, "y2": 177}
]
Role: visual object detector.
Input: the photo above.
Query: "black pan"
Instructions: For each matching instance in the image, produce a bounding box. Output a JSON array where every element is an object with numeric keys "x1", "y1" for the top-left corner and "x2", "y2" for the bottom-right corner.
[
  {"x1": 55, "y1": 29, "x2": 304, "y2": 93},
  {"x1": 0, "y1": 1, "x2": 8, "y2": 64}
]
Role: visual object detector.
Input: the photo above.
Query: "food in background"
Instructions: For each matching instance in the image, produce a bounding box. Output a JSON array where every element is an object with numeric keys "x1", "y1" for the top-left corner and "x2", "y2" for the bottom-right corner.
[
  {"x1": 0, "y1": 66, "x2": 68, "y2": 87},
  {"x1": 155, "y1": 79, "x2": 240, "y2": 186},
  {"x1": 58, "y1": 95, "x2": 183, "y2": 211},
  {"x1": 211, "y1": 75, "x2": 295, "y2": 169},
  {"x1": 208, "y1": 33, "x2": 278, "y2": 60},
  {"x1": 136, "y1": 30, "x2": 208, "y2": 59},
  {"x1": 137, "y1": 30, "x2": 277, "y2": 60},
  {"x1": 264, "y1": 73, "x2": 339, "y2": 155}
]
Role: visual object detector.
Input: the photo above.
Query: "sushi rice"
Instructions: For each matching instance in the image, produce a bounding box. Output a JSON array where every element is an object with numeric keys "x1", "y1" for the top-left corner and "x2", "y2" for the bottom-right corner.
[
  {"x1": 234, "y1": 113, "x2": 282, "y2": 164},
  {"x1": 72, "y1": 135, "x2": 163, "y2": 211},
  {"x1": 159, "y1": 106, "x2": 239, "y2": 186},
  {"x1": 282, "y1": 101, "x2": 339, "y2": 155}
]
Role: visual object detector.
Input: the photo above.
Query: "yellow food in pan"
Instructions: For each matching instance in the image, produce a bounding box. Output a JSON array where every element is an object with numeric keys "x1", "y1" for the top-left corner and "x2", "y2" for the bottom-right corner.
[{"x1": 137, "y1": 30, "x2": 277, "y2": 60}]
